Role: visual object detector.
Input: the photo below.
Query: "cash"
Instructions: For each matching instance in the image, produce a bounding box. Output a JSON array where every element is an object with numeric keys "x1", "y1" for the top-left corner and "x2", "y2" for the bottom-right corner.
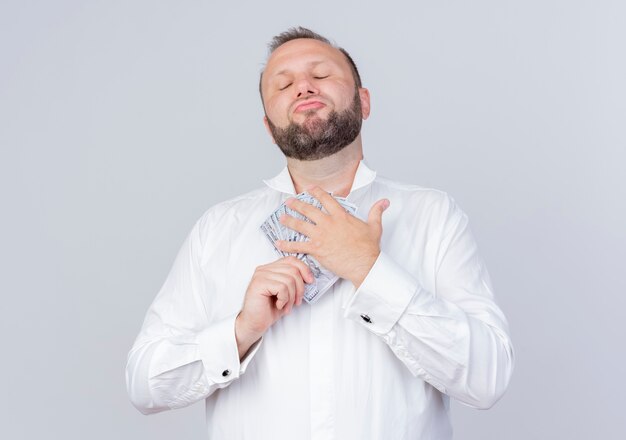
[{"x1": 260, "y1": 192, "x2": 357, "y2": 303}]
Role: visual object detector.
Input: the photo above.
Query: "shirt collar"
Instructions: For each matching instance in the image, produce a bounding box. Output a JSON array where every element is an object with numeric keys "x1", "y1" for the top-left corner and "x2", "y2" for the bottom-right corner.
[{"x1": 262, "y1": 159, "x2": 377, "y2": 196}]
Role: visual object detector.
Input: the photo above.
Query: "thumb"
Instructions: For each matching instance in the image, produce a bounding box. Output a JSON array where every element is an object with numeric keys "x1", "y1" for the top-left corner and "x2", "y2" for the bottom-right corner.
[{"x1": 367, "y1": 199, "x2": 390, "y2": 228}]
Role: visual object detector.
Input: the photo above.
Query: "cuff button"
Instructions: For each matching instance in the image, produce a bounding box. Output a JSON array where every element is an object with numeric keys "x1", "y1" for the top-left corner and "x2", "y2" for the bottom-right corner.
[
  {"x1": 360, "y1": 314, "x2": 372, "y2": 324},
  {"x1": 222, "y1": 369, "x2": 231, "y2": 377}
]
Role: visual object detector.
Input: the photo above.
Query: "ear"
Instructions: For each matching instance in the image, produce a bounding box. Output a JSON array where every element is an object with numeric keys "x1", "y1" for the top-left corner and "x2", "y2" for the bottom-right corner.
[
  {"x1": 358, "y1": 87, "x2": 371, "y2": 120},
  {"x1": 263, "y1": 116, "x2": 276, "y2": 144}
]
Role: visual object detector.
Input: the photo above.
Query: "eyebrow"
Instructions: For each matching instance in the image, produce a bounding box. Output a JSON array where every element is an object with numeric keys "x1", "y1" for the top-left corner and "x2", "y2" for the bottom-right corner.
[{"x1": 274, "y1": 60, "x2": 327, "y2": 77}]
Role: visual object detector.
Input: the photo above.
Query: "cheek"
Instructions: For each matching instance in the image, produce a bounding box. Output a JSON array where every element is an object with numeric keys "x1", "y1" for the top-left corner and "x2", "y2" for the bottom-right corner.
[
  {"x1": 265, "y1": 98, "x2": 288, "y2": 123},
  {"x1": 328, "y1": 82, "x2": 355, "y2": 109}
]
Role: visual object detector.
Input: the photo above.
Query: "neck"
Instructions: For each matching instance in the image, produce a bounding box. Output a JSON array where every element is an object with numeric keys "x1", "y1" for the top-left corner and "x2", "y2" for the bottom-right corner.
[{"x1": 286, "y1": 137, "x2": 364, "y2": 197}]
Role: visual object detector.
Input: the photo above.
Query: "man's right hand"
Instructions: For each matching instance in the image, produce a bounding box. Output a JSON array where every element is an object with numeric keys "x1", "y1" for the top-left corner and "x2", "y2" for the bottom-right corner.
[{"x1": 235, "y1": 256, "x2": 313, "y2": 358}]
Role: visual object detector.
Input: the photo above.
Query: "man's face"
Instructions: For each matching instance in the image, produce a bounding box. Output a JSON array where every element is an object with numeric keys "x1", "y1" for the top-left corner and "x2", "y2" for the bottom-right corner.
[{"x1": 261, "y1": 38, "x2": 370, "y2": 161}]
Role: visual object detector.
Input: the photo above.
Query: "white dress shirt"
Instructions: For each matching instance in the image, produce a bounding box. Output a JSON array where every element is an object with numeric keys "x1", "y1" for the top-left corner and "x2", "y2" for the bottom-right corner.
[{"x1": 126, "y1": 160, "x2": 514, "y2": 440}]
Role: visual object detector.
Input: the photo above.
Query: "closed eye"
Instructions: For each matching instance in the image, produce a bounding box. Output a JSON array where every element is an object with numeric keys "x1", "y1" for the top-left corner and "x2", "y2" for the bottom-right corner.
[
  {"x1": 314, "y1": 75, "x2": 329, "y2": 80},
  {"x1": 279, "y1": 83, "x2": 292, "y2": 91}
]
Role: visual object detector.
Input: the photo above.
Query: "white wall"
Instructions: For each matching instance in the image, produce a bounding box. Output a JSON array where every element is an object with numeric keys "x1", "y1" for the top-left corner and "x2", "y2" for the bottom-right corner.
[{"x1": 1, "y1": 1, "x2": 624, "y2": 438}]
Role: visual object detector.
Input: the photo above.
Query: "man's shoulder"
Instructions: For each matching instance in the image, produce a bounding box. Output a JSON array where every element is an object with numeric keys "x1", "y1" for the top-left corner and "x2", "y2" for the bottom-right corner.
[
  {"x1": 178, "y1": 185, "x2": 277, "y2": 251},
  {"x1": 197, "y1": 185, "x2": 274, "y2": 225},
  {"x1": 373, "y1": 174, "x2": 466, "y2": 221},
  {"x1": 374, "y1": 175, "x2": 452, "y2": 203}
]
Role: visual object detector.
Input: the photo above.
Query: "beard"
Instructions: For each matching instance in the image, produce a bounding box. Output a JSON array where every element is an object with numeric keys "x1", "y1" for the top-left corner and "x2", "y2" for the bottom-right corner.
[{"x1": 265, "y1": 88, "x2": 362, "y2": 161}]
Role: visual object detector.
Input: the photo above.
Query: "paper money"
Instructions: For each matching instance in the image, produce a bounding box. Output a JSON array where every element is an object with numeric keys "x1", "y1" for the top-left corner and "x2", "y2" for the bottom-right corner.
[{"x1": 260, "y1": 191, "x2": 357, "y2": 303}]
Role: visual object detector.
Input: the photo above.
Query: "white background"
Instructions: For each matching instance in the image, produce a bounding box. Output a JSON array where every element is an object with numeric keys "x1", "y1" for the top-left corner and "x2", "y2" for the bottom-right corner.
[{"x1": 1, "y1": 1, "x2": 624, "y2": 439}]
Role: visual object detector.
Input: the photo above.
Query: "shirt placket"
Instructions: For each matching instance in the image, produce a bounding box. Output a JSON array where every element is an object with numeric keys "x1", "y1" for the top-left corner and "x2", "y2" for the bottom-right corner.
[{"x1": 309, "y1": 283, "x2": 336, "y2": 440}]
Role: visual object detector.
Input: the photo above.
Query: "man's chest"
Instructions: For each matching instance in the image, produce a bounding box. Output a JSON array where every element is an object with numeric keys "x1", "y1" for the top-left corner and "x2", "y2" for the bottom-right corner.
[{"x1": 200, "y1": 205, "x2": 440, "y2": 317}]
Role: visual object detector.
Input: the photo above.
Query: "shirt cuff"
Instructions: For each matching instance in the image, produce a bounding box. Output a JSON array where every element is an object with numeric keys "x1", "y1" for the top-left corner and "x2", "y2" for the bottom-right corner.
[
  {"x1": 343, "y1": 252, "x2": 419, "y2": 334},
  {"x1": 196, "y1": 313, "x2": 263, "y2": 384}
]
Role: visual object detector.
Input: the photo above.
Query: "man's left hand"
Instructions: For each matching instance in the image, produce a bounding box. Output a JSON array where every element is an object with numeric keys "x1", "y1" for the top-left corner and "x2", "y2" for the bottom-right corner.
[{"x1": 276, "y1": 186, "x2": 390, "y2": 288}]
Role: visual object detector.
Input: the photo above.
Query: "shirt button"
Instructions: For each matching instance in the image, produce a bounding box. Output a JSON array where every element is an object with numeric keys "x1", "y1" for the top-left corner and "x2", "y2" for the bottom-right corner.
[
  {"x1": 360, "y1": 313, "x2": 372, "y2": 324},
  {"x1": 222, "y1": 369, "x2": 231, "y2": 377}
]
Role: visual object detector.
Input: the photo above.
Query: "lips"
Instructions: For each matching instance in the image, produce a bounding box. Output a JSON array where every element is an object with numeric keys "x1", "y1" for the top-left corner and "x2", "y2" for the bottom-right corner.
[{"x1": 294, "y1": 100, "x2": 325, "y2": 113}]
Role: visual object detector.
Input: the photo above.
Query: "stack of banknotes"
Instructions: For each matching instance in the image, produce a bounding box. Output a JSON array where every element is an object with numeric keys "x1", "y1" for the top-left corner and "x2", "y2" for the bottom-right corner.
[{"x1": 260, "y1": 192, "x2": 357, "y2": 303}]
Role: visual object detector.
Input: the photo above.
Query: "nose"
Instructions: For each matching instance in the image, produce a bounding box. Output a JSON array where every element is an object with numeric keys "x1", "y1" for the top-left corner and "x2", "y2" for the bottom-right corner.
[{"x1": 294, "y1": 75, "x2": 319, "y2": 98}]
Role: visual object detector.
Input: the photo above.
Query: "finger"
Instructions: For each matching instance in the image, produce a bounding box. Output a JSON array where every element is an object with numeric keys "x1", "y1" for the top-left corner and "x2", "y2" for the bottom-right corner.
[
  {"x1": 289, "y1": 269, "x2": 305, "y2": 306},
  {"x1": 276, "y1": 239, "x2": 314, "y2": 257},
  {"x1": 265, "y1": 258, "x2": 312, "y2": 290},
  {"x1": 275, "y1": 283, "x2": 295, "y2": 312},
  {"x1": 308, "y1": 186, "x2": 344, "y2": 216},
  {"x1": 259, "y1": 273, "x2": 296, "y2": 310},
  {"x1": 275, "y1": 272, "x2": 297, "y2": 311},
  {"x1": 280, "y1": 213, "x2": 316, "y2": 238},
  {"x1": 285, "y1": 198, "x2": 325, "y2": 224},
  {"x1": 275, "y1": 288, "x2": 289, "y2": 310},
  {"x1": 281, "y1": 256, "x2": 314, "y2": 284},
  {"x1": 258, "y1": 278, "x2": 289, "y2": 310},
  {"x1": 367, "y1": 199, "x2": 390, "y2": 229},
  {"x1": 269, "y1": 261, "x2": 309, "y2": 287},
  {"x1": 279, "y1": 262, "x2": 306, "y2": 306},
  {"x1": 272, "y1": 259, "x2": 308, "y2": 307}
]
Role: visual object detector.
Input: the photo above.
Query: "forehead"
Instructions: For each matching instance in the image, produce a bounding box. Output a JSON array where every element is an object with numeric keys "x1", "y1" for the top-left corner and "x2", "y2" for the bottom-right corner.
[{"x1": 263, "y1": 38, "x2": 351, "y2": 80}]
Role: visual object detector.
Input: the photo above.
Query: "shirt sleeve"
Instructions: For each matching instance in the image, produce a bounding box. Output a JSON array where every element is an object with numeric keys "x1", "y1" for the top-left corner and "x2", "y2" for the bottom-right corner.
[
  {"x1": 125, "y1": 217, "x2": 262, "y2": 415},
  {"x1": 342, "y1": 195, "x2": 515, "y2": 410}
]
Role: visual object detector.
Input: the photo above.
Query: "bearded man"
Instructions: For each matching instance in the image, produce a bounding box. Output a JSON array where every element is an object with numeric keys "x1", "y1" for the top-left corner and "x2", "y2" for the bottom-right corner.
[{"x1": 126, "y1": 27, "x2": 515, "y2": 439}]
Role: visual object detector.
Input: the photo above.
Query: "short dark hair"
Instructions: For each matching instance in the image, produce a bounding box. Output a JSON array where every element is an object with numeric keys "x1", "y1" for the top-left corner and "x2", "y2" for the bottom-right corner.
[{"x1": 259, "y1": 27, "x2": 362, "y2": 104}]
